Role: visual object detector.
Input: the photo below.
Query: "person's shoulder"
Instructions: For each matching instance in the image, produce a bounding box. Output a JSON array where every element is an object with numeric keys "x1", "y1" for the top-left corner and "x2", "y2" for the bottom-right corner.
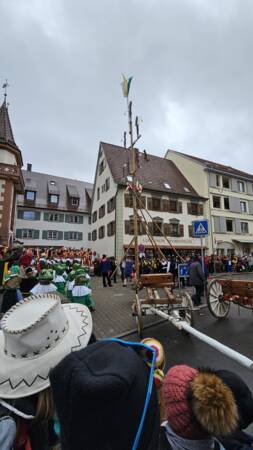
[{"x1": 158, "y1": 427, "x2": 172, "y2": 449}]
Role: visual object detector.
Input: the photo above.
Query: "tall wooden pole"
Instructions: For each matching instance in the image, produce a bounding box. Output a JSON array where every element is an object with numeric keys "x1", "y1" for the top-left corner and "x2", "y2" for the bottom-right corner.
[{"x1": 127, "y1": 98, "x2": 139, "y2": 280}]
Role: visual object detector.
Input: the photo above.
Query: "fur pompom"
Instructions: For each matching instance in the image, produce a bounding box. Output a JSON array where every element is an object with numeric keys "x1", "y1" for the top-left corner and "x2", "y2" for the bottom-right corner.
[{"x1": 191, "y1": 372, "x2": 238, "y2": 436}]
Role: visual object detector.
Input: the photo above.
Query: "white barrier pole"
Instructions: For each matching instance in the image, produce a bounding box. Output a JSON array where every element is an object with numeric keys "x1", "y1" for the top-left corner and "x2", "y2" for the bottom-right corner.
[{"x1": 149, "y1": 307, "x2": 253, "y2": 370}]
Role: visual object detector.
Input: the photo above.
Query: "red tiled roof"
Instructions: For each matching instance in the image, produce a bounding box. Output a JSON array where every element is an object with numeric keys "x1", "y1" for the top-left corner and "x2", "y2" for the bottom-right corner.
[{"x1": 101, "y1": 142, "x2": 202, "y2": 198}]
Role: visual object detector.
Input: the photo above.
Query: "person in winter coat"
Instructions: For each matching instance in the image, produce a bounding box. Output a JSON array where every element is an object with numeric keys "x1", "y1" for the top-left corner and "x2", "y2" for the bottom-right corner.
[
  {"x1": 1, "y1": 272, "x2": 23, "y2": 316},
  {"x1": 71, "y1": 273, "x2": 95, "y2": 311},
  {"x1": 159, "y1": 365, "x2": 239, "y2": 449},
  {"x1": 50, "y1": 339, "x2": 161, "y2": 450},
  {"x1": 0, "y1": 294, "x2": 93, "y2": 450},
  {"x1": 216, "y1": 369, "x2": 253, "y2": 450},
  {"x1": 189, "y1": 256, "x2": 206, "y2": 306},
  {"x1": 20, "y1": 267, "x2": 38, "y2": 297},
  {"x1": 100, "y1": 255, "x2": 112, "y2": 287},
  {"x1": 123, "y1": 256, "x2": 134, "y2": 286}
]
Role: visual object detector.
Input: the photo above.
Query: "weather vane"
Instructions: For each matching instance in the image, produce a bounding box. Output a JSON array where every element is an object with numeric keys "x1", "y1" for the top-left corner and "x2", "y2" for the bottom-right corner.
[{"x1": 2, "y1": 79, "x2": 9, "y2": 100}]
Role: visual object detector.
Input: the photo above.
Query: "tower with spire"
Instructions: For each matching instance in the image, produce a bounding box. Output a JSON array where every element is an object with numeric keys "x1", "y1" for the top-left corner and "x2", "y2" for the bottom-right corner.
[{"x1": 0, "y1": 82, "x2": 24, "y2": 247}]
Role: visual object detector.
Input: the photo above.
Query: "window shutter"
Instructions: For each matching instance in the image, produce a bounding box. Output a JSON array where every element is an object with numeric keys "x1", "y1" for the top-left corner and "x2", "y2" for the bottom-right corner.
[
  {"x1": 187, "y1": 203, "x2": 192, "y2": 214},
  {"x1": 125, "y1": 221, "x2": 130, "y2": 234},
  {"x1": 235, "y1": 219, "x2": 241, "y2": 234},
  {"x1": 188, "y1": 224, "x2": 193, "y2": 237},
  {"x1": 164, "y1": 224, "x2": 170, "y2": 236},
  {"x1": 42, "y1": 230, "x2": 47, "y2": 239},
  {"x1": 177, "y1": 202, "x2": 182, "y2": 213},
  {"x1": 213, "y1": 216, "x2": 221, "y2": 233},
  {"x1": 231, "y1": 178, "x2": 238, "y2": 192},
  {"x1": 58, "y1": 231, "x2": 63, "y2": 240},
  {"x1": 65, "y1": 214, "x2": 70, "y2": 223},
  {"x1": 33, "y1": 230, "x2": 39, "y2": 239},
  {"x1": 209, "y1": 173, "x2": 217, "y2": 187},
  {"x1": 220, "y1": 217, "x2": 227, "y2": 233},
  {"x1": 248, "y1": 201, "x2": 253, "y2": 214},
  {"x1": 168, "y1": 224, "x2": 173, "y2": 236},
  {"x1": 58, "y1": 214, "x2": 64, "y2": 222},
  {"x1": 229, "y1": 197, "x2": 241, "y2": 213},
  {"x1": 16, "y1": 229, "x2": 22, "y2": 238},
  {"x1": 147, "y1": 198, "x2": 152, "y2": 210},
  {"x1": 148, "y1": 222, "x2": 153, "y2": 234},
  {"x1": 35, "y1": 211, "x2": 41, "y2": 220},
  {"x1": 44, "y1": 212, "x2": 49, "y2": 221},
  {"x1": 64, "y1": 232, "x2": 69, "y2": 240},
  {"x1": 140, "y1": 196, "x2": 146, "y2": 208},
  {"x1": 198, "y1": 204, "x2": 203, "y2": 215},
  {"x1": 162, "y1": 200, "x2": 169, "y2": 212},
  {"x1": 179, "y1": 225, "x2": 184, "y2": 237},
  {"x1": 247, "y1": 182, "x2": 253, "y2": 195},
  {"x1": 17, "y1": 210, "x2": 23, "y2": 219},
  {"x1": 88, "y1": 232, "x2": 91, "y2": 241},
  {"x1": 78, "y1": 232, "x2": 83, "y2": 240}
]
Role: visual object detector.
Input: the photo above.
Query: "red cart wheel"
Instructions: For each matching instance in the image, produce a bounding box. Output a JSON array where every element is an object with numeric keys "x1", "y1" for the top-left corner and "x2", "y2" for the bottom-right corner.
[{"x1": 208, "y1": 279, "x2": 230, "y2": 319}]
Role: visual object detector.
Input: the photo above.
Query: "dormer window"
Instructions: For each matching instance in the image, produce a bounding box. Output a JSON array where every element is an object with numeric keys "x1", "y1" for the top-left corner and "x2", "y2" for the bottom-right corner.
[
  {"x1": 49, "y1": 194, "x2": 59, "y2": 204},
  {"x1": 25, "y1": 190, "x2": 36, "y2": 201},
  {"x1": 71, "y1": 197, "x2": 79, "y2": 206}
]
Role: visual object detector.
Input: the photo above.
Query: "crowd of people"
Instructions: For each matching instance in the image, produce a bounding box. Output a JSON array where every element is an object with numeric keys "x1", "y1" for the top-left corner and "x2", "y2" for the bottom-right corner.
[
  {"x1": 0, "y1": 249, "x2": 95, "y2": 318},
  {"x1": 1, "y1": 248, "x2": 253, "y2": 448},
  {"x1": 0, "y1": 290, "x2": 253, "y2": 449}
]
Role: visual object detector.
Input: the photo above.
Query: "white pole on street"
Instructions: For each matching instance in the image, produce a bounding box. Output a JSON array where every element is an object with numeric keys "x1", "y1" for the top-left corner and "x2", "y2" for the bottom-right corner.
[{"x1": 149, "y1": 307, "x2": 253, "y2": 370}]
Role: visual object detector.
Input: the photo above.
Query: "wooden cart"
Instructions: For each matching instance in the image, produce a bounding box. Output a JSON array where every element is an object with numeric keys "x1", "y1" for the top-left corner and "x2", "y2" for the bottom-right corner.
[
  {"x1": 132, "y1": 273, "x2": 194, "y2": 338},
  {"x1": 207, "y1": 277, "x2": 253, "y2": 319}
]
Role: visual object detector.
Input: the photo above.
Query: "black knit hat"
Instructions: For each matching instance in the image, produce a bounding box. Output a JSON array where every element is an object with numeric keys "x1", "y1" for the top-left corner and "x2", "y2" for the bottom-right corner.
[
  {"x1": 216, "y1": 369, "x2": 253, "y2": 429},
  {"x1": 50, "y1": 340, "x2": 160, "y2": 450}
]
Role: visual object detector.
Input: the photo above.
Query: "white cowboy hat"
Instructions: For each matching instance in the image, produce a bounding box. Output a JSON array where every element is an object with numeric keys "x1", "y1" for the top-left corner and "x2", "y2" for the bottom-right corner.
[{"x1": 0, "y1": 293, "x2": 92, "y2": 399}]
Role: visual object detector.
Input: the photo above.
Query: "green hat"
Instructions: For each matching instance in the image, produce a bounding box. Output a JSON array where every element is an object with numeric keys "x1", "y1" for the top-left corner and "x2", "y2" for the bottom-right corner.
[
  {"x1": 74, "y1": 274, "x2": 87, "y2": 286},
  {"x1": 10, "y1": 265, "x2": 20, "y2": 276},
  {"x1": 68, "y1": 270, "x2": 76, "y2": 282},
  {"x1": 39, "y1": 269, "x2": 54, "y2": 282},
  {"x1": 55, "y1": 264, "x2": 65, "y2": 275}
]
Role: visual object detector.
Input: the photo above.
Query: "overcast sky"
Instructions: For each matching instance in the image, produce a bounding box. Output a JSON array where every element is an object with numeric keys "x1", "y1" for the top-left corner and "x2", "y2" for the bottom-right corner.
[{"x1": 1, "y1": 0, "x2": 253, "y2": 182}]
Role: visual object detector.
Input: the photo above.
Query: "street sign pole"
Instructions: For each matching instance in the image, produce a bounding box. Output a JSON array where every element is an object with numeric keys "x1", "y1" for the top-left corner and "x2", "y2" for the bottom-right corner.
[{"x1": 200, "y1": 235, "x2": 204, "y2": 272}]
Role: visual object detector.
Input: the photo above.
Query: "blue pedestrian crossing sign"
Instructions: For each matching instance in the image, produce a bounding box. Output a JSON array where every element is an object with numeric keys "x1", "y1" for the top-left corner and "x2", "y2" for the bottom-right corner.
[{"x1": 193, "y1": 219, "x2": 209, "y2": 237}]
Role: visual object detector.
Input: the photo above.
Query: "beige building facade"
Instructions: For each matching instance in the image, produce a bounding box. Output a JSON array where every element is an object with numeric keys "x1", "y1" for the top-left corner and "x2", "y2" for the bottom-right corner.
[
  {"x1": 91, "y1": 142, "x2": 206, "y2": 261},
  {"x1": 166, "y1": 149, "x2": 253, "y2": 256}
]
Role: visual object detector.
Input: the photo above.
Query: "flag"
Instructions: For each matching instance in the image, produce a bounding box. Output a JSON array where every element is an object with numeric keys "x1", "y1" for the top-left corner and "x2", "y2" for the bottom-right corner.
[{"x1": 121, "y1": 75, "x2": 133, "y2": 97}]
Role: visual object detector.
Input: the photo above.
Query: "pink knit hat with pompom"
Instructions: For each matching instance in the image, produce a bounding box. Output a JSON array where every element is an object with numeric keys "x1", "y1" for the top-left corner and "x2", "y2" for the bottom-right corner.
[{"x1": 163, "y1": 365, "x2": 204, "y2": 439}]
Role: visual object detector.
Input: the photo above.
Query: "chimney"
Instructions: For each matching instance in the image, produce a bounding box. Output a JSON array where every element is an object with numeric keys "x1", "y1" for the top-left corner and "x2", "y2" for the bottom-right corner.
[{"x1": 27, "y1": 163, "x2": 32, "y2": 172}]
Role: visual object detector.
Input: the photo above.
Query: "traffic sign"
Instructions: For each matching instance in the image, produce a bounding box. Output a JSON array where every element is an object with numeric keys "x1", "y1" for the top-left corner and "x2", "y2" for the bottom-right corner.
[
  {"x1": 178, "y1": 263, "x2": 189, "y2": 278},
  {"x1": 193, "y1": 219, "x2": 209, "y2": 237}
]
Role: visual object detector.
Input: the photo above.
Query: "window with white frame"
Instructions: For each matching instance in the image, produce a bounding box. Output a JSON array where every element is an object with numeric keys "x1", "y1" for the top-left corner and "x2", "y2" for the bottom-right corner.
[
  {"x1": 68, "y1": 215, "x2": 82, "y2": 223},
  {"x1": 25, "y1": 190, "x2": 36, "y2": 201},
  {"x1": 49, "y1": 194, "x2": 59, "y2": 204},
  {"x1": 238, "y1": 181, "x2": 245, "y2": 192},
  {"x1": 71, "y1": 197, "x2": 79, "y2": 206},
  {"x1": 22, "y1": 229, "x2": 34, "y2": 239},
  {"x1": 47, "y1": 230, "x2": 58, "y2": 239},
  {"x1": 240, "y1": 201, "x2": 247, "y2": 213},
  {"x1": 23, "y1": 211, "x2": 36, "y2": 220},
  {"x1": 68, "y1": 231, "x2": 79, "y2": 240},
  {"x1": 49, "y1": 213, "x2": 60, "y2": 222}
]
